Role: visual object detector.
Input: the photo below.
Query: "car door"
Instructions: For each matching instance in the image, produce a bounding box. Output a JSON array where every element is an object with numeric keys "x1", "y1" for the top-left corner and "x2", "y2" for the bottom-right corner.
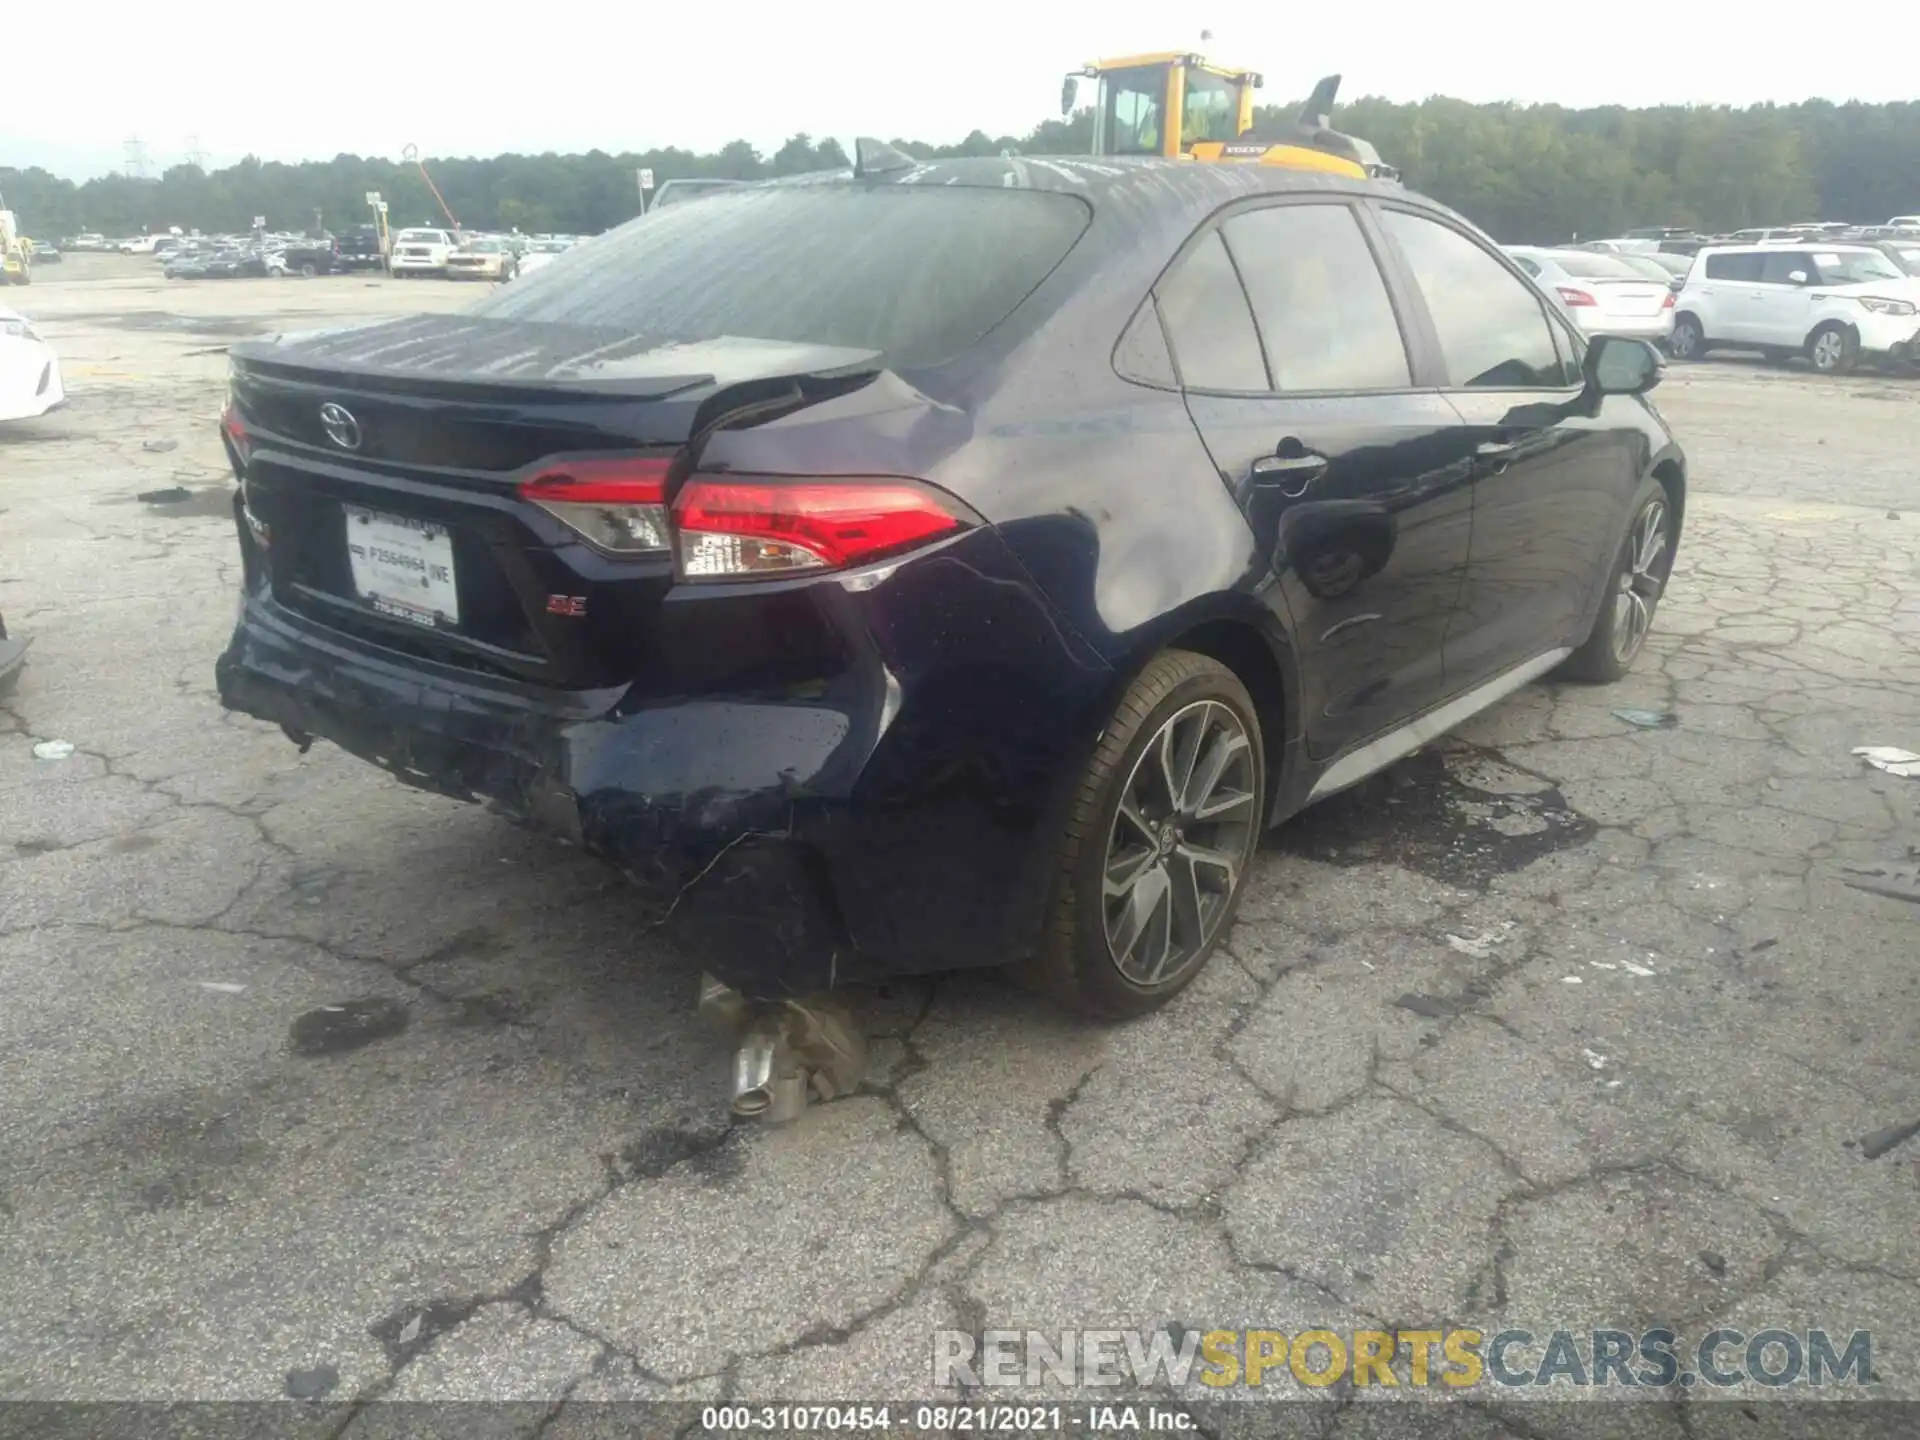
[
  {"x1": 1153, "y1": 198, "x2": 1474, "y2": 761},
  {"x1": 1750, "y1": 249, "x2": 1817, "y2": 345},
  {"x1": 1693, "y1": 250, "x2": 1765, "y2": 340},
  {"x1": 1373, "y1": 205, "x2": 1639, "y2": 687}
]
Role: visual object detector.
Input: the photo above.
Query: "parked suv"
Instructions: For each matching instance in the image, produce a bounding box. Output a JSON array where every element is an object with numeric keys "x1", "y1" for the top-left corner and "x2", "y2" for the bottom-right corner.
[
  {"x1": 215, "y1": 161, "x2": 1684, "y2": 1016},
  {"x1": 1670, "y1": 243, "x2": 1920, "y2": 373},
  {"x1": 389, "y1": 227, "x2": 457, "y2": 277}
]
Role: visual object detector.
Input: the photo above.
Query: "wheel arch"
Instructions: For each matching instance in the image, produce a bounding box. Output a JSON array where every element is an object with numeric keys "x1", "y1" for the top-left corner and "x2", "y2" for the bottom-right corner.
[{"x1": 1108, "y1": 598, "x2": 1304, "y2": 818}]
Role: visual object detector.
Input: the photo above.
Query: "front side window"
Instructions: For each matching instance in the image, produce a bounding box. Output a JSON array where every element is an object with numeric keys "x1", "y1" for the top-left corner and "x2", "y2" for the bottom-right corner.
[
  {"x1": 1221, "y1": 204, "x2": 1411, "y2": 391},
  {"x1": 1758, "y1": 251, "x2": 1812, "y2": 285},
  {"x1": 1379, "y1": 210, "x2": 1571, "y2": 389},
  {"x1": 1096, "y1": 66, "x2": 1167, "y2": 156},
  {"x1": 1181, "y1": 70, "x2": 1237, "y2": 148}
]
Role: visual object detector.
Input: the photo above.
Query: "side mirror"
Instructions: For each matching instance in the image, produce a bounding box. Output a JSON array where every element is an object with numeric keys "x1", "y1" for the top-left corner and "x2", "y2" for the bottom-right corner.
[
  {"x1": 1788, "y1": 269, "x2": 1809, "y2": 285},
  {"x1": 1061, "y1": 75, "x2": 1080, "y2": 116},
  {"x1": 1586, "y1": 335, "x2": 1663, "y2": 396}
]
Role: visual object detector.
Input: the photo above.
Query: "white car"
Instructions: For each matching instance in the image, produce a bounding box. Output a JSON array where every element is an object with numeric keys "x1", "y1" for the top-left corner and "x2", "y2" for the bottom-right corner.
[
  {"x1": 1505, "y1": 246, "x2": 1675, "y2": 344},
  {"x1": 0, "y1": 307, "x2": 65, "y2": 422},
  {"x1": 444, "y1": 236, "x2": 517, "y2": 282},
  {"x1": 1887, "y1": 215, "x2": 1919, "y2": 230},
  {"x1": 389, "y1": 228, "x2": 458, "y2": 277},
  {"x1": 1669, "y1": 243, "x2": 1920, "y2": 374},
  {"x1": 514, "y1": 238, "x2": 574, "y2": 276}
]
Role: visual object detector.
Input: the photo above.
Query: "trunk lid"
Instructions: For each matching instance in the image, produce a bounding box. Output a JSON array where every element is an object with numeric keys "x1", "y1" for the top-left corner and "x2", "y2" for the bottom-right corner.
[
  {"x1": 230, "y1": 314, "x2": 880, "y2": 688},
  {"x1": 1589, "y1": 280, "x2": 1671, "y2": 317}
]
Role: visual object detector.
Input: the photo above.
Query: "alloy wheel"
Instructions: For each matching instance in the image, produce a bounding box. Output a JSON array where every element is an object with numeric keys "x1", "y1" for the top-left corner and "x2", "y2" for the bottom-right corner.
[
  {"x1": 1811, "y1": 330, "x2": 1845, "y2": 372},
  {"x1": 1102, "y1": 699, "x2": 1258, "y2": 987},
  {"x1": 1611, "y1": 498, "x2": 1668, "y2": 663}
]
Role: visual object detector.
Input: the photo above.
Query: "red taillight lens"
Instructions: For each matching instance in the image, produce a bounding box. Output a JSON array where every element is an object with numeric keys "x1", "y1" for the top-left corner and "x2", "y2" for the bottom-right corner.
[
  {"x1": 673, "y1": 476, "x2": 972, "y2": 580},
  {"x1": 221, "y1": 399, "x2": 250, "y2": 465},
  {"x1": 1662, "y1": 291, "x2": 1676, "y2": 309},
  {"x1": 1557, "y1": 286, "x2": 1598, "y2": 308},
  {"x1": 519, "y1": 456, "x2": 672, "y2": 554}
]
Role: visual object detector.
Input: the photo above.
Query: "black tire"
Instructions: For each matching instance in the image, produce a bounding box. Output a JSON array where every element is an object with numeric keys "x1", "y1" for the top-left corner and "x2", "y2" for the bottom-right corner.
[
  {"x1": 1023, "y1": 650, "x2": 1266, "y2": 1019},
  {"x1": 1668, "y1": 313, "x2": 1705, "y2": 360},
  {"x1": 1562, "y1": 475, "x2": 1675, "y2": 684},
  {"x1": 299, "y1": 262, "x2": 317, "y2": 278},
  {"x1": 1806, "y1": 322, "x2": 1859, "y2": 376}
]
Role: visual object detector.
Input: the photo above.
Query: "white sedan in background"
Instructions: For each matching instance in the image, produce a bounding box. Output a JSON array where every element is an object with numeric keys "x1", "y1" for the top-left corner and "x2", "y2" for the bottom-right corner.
[
  {"x1": 1505, "y1": 246, "x2": 1676, "y2": 345},
  {"x1": 0, "y1": 306, "x2": 63, "y2": 422}
]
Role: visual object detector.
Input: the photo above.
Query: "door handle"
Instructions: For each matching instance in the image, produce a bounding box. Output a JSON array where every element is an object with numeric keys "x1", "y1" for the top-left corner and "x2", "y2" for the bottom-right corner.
[
  {"x1": 1251, "y1": 443, "x2": 1328, "y2": 497},
  {"x1": 1475, "y1": 438, "x2": 1517, "y2": 475}
]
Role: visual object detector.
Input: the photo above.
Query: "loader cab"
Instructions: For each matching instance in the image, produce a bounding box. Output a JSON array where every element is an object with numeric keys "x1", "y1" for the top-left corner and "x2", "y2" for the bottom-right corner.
[{"x1": 1063, "y1": 53, "x2": 1260, "y2": 159}]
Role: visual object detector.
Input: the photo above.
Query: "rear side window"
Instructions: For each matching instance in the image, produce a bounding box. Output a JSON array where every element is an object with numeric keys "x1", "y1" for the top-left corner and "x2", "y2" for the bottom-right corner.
[
  {"x1": 1379, "y1": 210, "x2": 1571, "y2": 389},
  {"x1": 1155, "y1": 231, "x2": 1268, "y2": 391},
  {"x1": 475, "y1": 186, "x2": 1090, "y2": 369},
  {"x1": 1704, "y1": 252, "x2": 1763, "y2": 281},
  {"x1": 1221, "y1": 204, "x2": 1411, "y2": 391}
]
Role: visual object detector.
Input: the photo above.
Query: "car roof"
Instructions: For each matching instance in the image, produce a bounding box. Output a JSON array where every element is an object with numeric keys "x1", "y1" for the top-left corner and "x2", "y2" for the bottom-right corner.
[
  {"x1": 757, "y1": 153, "x2": 1400, "y2": 204},
  {"x1": 1696, "y1": 241, "x2": 1880, "y2": 255}
]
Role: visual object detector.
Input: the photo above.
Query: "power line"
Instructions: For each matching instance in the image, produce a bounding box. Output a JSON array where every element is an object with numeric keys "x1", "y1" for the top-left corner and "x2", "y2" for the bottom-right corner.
[{"x1": 123, "y1": 137, "x2": 151, "y2": 180}]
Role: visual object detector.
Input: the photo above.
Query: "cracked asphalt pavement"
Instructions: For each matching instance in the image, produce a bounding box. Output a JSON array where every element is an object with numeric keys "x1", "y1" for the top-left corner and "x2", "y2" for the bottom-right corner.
[{"x1": 2, "y1": 257, "x2": 1916, "y2": 1433}]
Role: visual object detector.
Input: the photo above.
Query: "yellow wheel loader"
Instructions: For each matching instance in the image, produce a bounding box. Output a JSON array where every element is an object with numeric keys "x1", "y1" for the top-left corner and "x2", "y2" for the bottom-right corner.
[{"x1": 1061, "y1": 57, "x2": 1397, "y2": 181}]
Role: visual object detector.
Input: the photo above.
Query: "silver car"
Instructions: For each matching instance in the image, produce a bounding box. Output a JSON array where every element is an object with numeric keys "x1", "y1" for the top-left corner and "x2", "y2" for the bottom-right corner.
[{"x1": 1505, "y1": 246, "x2": 1675, "y2": 344}]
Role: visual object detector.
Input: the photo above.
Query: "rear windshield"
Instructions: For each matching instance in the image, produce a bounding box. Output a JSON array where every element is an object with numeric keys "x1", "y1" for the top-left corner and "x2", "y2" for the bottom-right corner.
[
  {"x1": 473, "y1": 185, "x2": 1092, "y2": 368},
  {"x1": 1550, "y1": 252, "x2": 1646, "y2": 279}
]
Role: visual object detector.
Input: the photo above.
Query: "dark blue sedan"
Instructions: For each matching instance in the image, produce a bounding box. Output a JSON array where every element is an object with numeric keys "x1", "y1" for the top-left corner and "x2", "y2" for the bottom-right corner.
[{"x1": 214, "y1": 156, "x2": 1683, "y2": 1018}]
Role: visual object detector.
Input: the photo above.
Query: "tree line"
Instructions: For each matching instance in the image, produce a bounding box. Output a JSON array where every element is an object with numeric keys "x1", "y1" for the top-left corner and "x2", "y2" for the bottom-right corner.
[{"x1": 4, "y1": 96, "x2": 1915, "y2": 245}]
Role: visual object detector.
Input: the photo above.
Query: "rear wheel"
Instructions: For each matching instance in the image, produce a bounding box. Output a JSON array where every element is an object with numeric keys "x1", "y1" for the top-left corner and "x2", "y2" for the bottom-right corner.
[
  {"x1": 1668, "y1": 313, "x2": 1705, "y2": 360},
  {"x1": 1563, "y1": 476, "x2": 1675, "y2": 683},
  {"x1": 299, "y1": 262, "x2": 317, "y2": 278},
  {"x1": 1806, "y1": 322, "x2": 1859, "y2": 376},
  {"x1": 1026, "y1": 650, "x2": 1266, "y2": 1019}
]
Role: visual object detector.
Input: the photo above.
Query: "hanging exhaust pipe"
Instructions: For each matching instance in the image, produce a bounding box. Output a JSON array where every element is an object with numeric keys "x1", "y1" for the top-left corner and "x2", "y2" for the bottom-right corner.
[{"x1": 701, "y1": 975, "x2": 867, "y2": 1125}]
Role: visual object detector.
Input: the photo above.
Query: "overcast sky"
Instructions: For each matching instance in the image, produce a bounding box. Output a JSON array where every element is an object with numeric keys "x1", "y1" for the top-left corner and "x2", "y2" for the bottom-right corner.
[{"x1": 6, "y1": 3, "x2": 1914, "y2": 179}]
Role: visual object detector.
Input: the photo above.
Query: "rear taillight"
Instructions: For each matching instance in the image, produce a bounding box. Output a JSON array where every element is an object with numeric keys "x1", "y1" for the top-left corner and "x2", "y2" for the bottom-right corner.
[
  {"x1": 519, "y1": 457, "x2": 672, "y2": 554},
  {"x1": 1557, "y1": 286, "x2": 1598, "y2": 308},
  {"x1": 673, "y1": 476, "x2": 972, "y2": 580},
  {"x1": 1662, "y1": 292, "x2": 1676, "y2": 309},
  {"x1": 221, "y1": 397, "x2": 250, "y2": 467}
]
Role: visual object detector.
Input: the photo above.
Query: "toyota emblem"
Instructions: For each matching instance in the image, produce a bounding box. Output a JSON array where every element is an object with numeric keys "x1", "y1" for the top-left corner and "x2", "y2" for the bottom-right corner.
[{"x1": 318, "y1": 402, "x2": 362, "y2": 451}]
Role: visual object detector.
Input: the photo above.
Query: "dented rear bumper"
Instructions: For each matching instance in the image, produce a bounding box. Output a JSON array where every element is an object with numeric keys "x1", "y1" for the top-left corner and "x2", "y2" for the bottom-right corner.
[{"x1": 215, "y1": 531, "x2": 1113, "y2": 998}]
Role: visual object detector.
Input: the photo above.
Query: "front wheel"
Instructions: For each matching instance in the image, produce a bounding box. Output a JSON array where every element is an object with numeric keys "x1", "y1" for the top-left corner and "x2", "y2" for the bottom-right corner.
[
  {"x1": 1562, "y1": 477, "x2": 1675, "y2": 683},
  {"x1": 1025, "y1": 650, "x2": 1266, "y2": 1019},
  {"x1": 1668, "y1": 313, "x2": 1705, "y2": 360},
  {"x1": 1806, "y1": 322, "x2": 1859, "y2": 376}
]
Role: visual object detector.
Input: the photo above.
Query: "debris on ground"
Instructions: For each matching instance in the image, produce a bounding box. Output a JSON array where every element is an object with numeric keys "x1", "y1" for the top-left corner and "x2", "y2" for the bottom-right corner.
[
  {"x1": 284, "y1": 1363, "x2": 339, "y2": 1401},
  {"x1": 397, "y1": 1313, "x2": 422, "y2": 1345},
  {"x1": 1841, "y1": 862, "x2": 1920, "y2": 906},
  {"x1": 141, "y1": 438, "x2": 179, "y2": 453},
  {"x1": 1854, "y1": 1118, "x2": 1920, "y2": 1161},
  {"x1": 1444, "y1": 932, "x2": 1496, "y2": 958},
  {"x1": 1612, "y1": 708, "x2": 1677, "y2": 729},
  {"x1": 31, "y1": 740, "x2": 74, "y2": 760},
  {"x1": 1851, "y1": 746, "x2": 1920, "y2": 778},
  {"x1": 1581, "y1": 1048, "x2": 1609, "y2": 1070},
  {"x1": 135, "y1": 486, "x2": 193, "y2": 505},
  {"x1": 1621, "y1": 957, "x2": 1658, "y2": 978},
  {"x1": 289, "y1": 997, "x2": 409, "y2": 1056},
  {"x1": 1560, "y1": 975, "x2": 1584, "y2": 984},
  {"x1": 196, "y1": 981, "x2": 248, "y2": 994},
  {"x1": 1700, "y1": 1250, "x2": 1728, "y2": 1276},
  {"x1": 1394, "y1": 993, "x2": 1459, "y2": 1019}
]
